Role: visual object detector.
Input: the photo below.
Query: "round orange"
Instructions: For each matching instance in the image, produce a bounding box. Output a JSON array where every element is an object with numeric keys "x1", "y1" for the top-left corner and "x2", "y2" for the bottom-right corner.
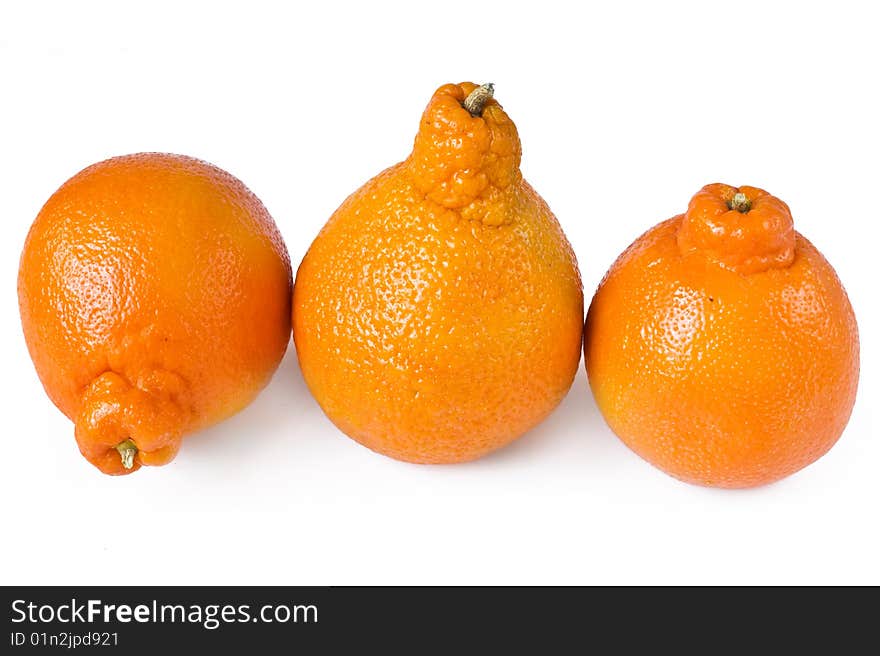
[
  {"x1": 293, "y1": 83, "x2": 584, "y2": 463},
  {"x1": 18, "y1": 153, "x2": 292, "y2": 475},
  {"x1": 584, "y1": 183, "x2": 859, "y2": 488}
]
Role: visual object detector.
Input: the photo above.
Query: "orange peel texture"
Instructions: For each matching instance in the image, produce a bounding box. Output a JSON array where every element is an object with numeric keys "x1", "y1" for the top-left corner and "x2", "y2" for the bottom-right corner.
[
  {"x1": 585, "y1": 183, "x2": 859, "y2": 488},
  {"x1": 293, "y1": 83, "x2": 584, "y2": 463},
  {"x1": 18, "y1": 153, "x2": 292, "y2": 474}
]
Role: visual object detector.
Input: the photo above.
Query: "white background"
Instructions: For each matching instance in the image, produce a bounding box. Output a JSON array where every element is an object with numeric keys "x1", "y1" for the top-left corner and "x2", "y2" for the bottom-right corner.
[{"x1": 1, "y1": 1, "x2": 877, "y2": 585}]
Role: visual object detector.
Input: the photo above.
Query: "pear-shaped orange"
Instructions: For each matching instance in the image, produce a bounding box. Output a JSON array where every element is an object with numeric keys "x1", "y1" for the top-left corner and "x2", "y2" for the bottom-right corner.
[
  {"x1": 19, "y1": 153, "x2": 292, "y2": 474},
  {"x1": 293, "y1": 83, "x2": 584, "y2": 463},
  {"x1": 585, "y1": 184, "x2": 859, "y2": 488}
]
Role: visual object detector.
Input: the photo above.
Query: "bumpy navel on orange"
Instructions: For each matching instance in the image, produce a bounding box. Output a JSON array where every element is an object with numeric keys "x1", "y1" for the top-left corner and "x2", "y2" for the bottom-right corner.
[
  {"x1": 18, "y1": 153, "x2": 292, "y2": 474},
  {"x1": 293, "y1": 83, "x2": 584, "y2": 463},
  {"x1": 585, "y1": 183, "x2": 859, "y2": 488}
]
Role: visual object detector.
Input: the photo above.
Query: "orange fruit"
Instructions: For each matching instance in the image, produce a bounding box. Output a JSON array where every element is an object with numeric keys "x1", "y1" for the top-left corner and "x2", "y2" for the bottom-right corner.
[
  {"x1": 293, "y1": 83, "x2": 583, "y2": 463},
  {"x1": 18, "y1": 153, "x2": 292, "y2": 475},
  {"x1": 584, "y1": 183, "x2": 859, "y2": 488}
]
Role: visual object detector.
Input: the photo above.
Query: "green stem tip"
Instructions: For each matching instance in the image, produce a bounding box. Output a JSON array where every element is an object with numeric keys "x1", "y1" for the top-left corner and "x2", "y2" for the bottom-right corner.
[
  {"x1": 728, "y1": 191, "x2": 752, "y2": 213},
  {"x1": 115, "y1": 439, "x2": 137, "y2": 470}
]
